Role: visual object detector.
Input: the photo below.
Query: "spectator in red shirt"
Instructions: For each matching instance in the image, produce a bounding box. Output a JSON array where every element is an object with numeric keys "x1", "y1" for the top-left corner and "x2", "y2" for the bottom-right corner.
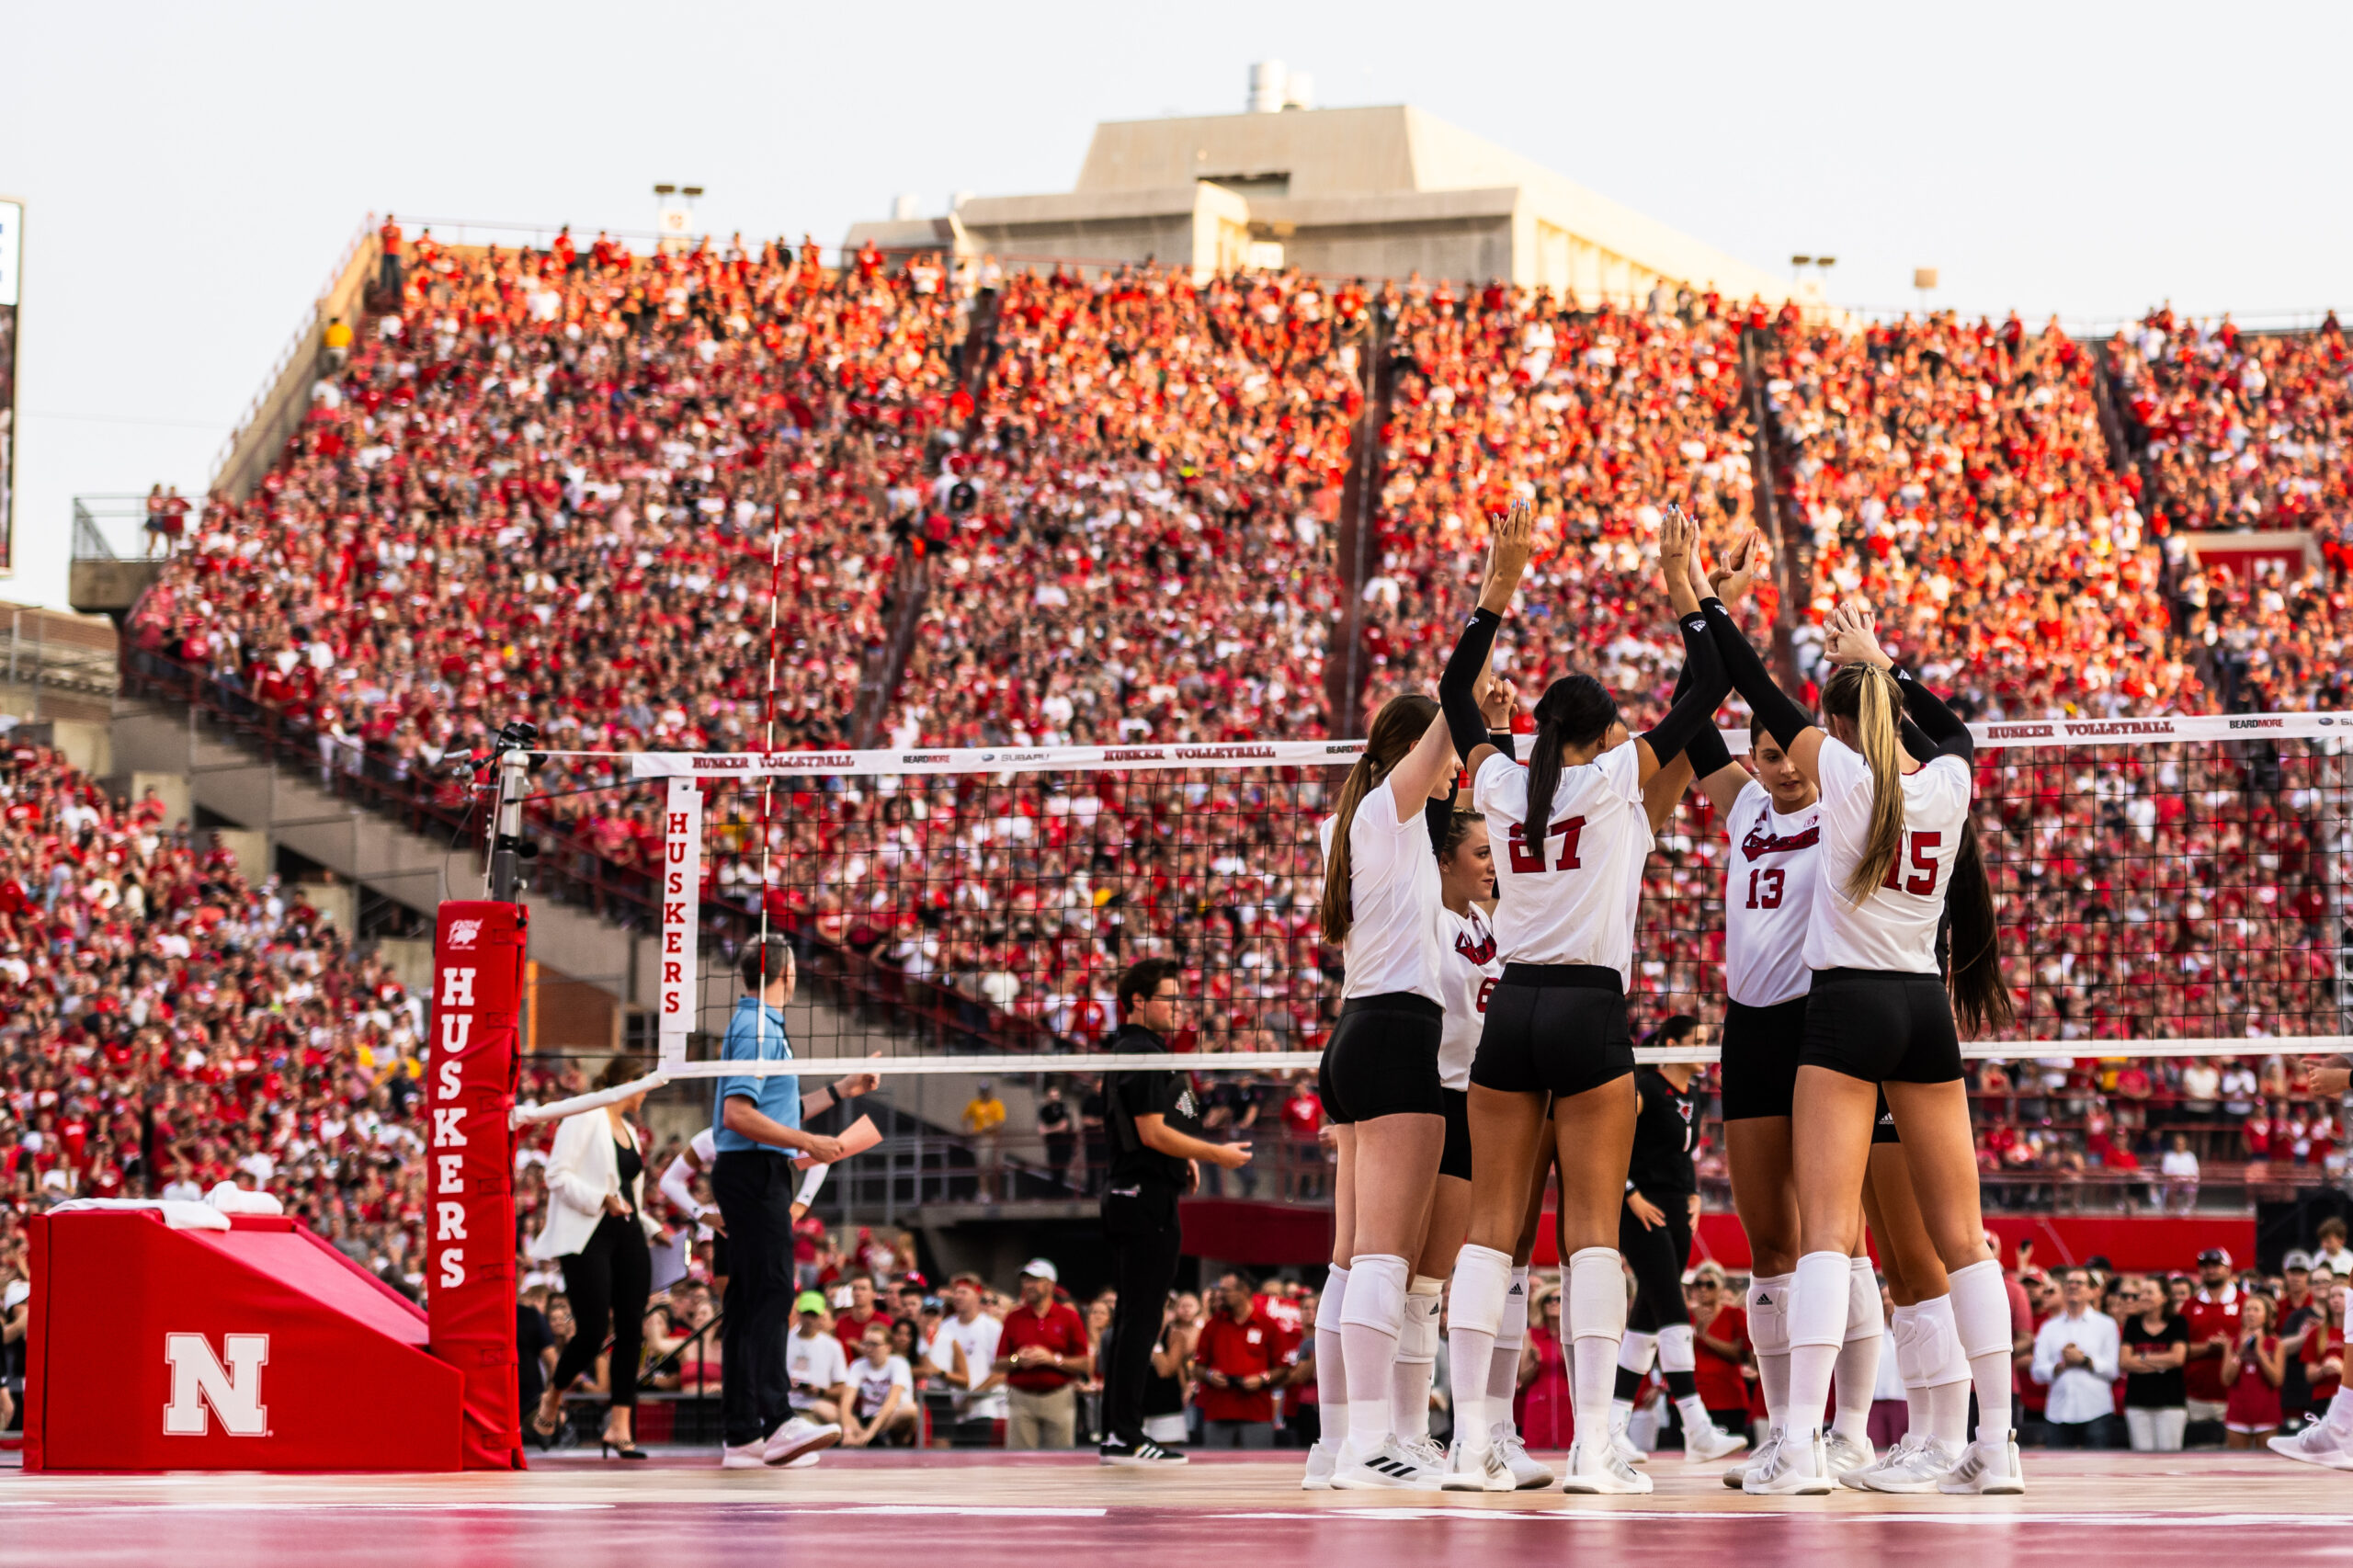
[
  {"x1": 1193, "y1": 1270, "x2": 1284, "y2": 1448},
  {"x1": 1688, "y1": 1265, "x2": 1754, "y2": 1439},
  {"x1": 995, "y1": 1258, "x2": 1091, "y2": 1449},
  {"x1": 2182, "y1": 1247, "x2": 2244, "y2": 1437},
  {"x1": 831, "y1": 1273, "x2": 884, "y2": 1354}
]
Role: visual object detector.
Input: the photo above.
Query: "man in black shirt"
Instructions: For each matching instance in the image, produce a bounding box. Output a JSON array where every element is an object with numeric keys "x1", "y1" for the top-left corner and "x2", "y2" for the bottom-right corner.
[{"x1": 1097, "y1": 957, "x2": 1253, "y2": 1466}]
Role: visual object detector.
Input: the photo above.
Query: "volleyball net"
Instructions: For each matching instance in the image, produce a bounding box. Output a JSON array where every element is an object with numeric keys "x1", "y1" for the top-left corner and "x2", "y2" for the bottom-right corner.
[{"x1": 507, "y1": 710, "x2": 2353, "y2": 1114}]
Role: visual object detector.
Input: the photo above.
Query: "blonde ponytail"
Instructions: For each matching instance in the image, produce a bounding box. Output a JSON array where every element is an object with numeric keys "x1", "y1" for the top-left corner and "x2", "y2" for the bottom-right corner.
[
  {"x1": 1839, "y1": 665, "x2": 1908, "y2": 903},
  {"x1": 1319, "y1": 694, "x2": 1440, "y2": 946}
]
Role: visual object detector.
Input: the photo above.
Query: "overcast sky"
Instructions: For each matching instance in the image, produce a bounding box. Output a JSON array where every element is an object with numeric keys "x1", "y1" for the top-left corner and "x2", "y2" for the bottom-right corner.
[{"x1": 4, "y1": 0, "x2": 2347, "y2": 611}]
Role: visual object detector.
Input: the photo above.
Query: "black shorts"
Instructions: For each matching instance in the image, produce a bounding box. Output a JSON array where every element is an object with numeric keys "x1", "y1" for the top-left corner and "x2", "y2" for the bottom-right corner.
[
  {"x1": 1318, "y1": 994, "x2": 1444, "y2": 1124},
  {"x1": 1469, "y1": 964, "x2": 1633, "y2": 1099},
  {"x1": 1800, "y1": 968, "x2": 1964, "y2": 1085},
  {"x1": 1438, "y1": 1086, "x2": 1472, "y2": 1182},
  {"x1": 1719, "y1": 994, "x2": 1809, "y2": 1121},
  {"x1": 1873, "y1": 1089, "x2": 1902, "y2": 1145}
]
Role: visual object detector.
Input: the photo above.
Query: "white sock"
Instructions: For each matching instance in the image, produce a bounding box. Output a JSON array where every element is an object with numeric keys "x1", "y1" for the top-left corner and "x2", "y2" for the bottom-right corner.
[
  {"x1": 1340, "y1": 1253, "x2": 1408, "y2": 1453},
  {"x1": 1888, "y1": 1303, "x2": 1928, "y2": 1435},
  {"x1": 1832, "y1": 1256, "x2": 1882, "y2": 1447},
  {"x1": 1446, "y1": 1244, "x2": 1512, "y2": 1455},
  {"x1": 1392, "y1": 1275, "x2": 1444, "y2": 1443},
  {"x1": 2328, "y1": 1387, "x2": 2353, "y2": 1437},
  {"x1": 1676, "y1": 1393, "x2": 1716, "y2": 1437},
  {"x1": 1746, "y1": 1271, "x2": 1794, "y2": 1431},
  {"x1": 1487, "y1": 1266, "x2": 1529, "y2": 1427},
  {"x1": 1314, "y1": 1265, "x2": 1349, "y2": 1447},
  {"x1": 1947, "y1": 1260, "x2": 2015, "y2": 1445},
  {"x1": 1785, "y1": 1250, "x2": 1850, "y2": 1438},
  {"x1": 1567, "y1": 1247, "x2": 1627, "y2": 1449}
]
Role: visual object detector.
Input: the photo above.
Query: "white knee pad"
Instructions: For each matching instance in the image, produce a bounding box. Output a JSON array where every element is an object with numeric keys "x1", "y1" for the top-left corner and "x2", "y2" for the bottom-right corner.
[
  {"x1": 1340, "y1": 1254, "x2": 1409, "y2": 1335},
  {"x1": 1847, "y1": 1255, "x2": 1884, "y2": 1341},
  {"x1": 1495, "y1": 1266, "x2": 1530, "y2": 1353},
  {"x1": 1790, "y1": 1251, "x2": 1851, "y2": 1351},
  {"x1": 1747, "y1": 1272, "x2": 1793, "y2": 1356},
  {"x1": 1887, "y1": 1304, "x2": 1927, "y2": 1389},
  {"x1": 1909, "y1": 1292, "x2": 1964, "y2": 1380},
  {"x1": 1316, "y1": 1265, "x2": 1350, "y2": 1333},
  {"x1": 1448, "y1": 1244, "x2": 1513, "y2": 1339},
  {"x1": 1566, "y1": 1246, "x2": 1627, "y2": 1345},
  {"x1": 1656, "y1": 1322, "x2": 1697, "y2": 1375},
  {"x1": 1618, "y1": 1329, "x2": 1659, "y2": 1375},
  {"x1": 1946, "y1": 1260, "x2": 2012, "y2": 1361},
  {"x1": 1396, "y1": 1277, "x2": 1444, "y2": 1364}
]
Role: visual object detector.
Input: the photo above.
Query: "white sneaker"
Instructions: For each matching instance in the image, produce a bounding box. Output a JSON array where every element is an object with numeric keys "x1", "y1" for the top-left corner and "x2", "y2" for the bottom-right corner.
[
  {"x1": 2268, "y1": 1421, "x2": 2353, "y2": 1470},
  {"x1": 1682, "y1": 1420, "x2": 1749, "y2": 1462},
  {"x1": 764, "y1": 1415, "x2": 841, "y2": 1467},
  {"x1": 1440, "y1": 1435, "x2": 1518, "y2": 1492},
  {"x1": 1331, "y1": 1435, "x2": 1444, "y2": 1490},
  {"x1": 1301, "y1": 1440, "x2": 1337, "y2": 1490},
  {"x1": 780, "y1": 1453, "x2": 821, "y2": 1469},
  {"x1": 1401, "y1": 1433, "x2": 1449, "y2": 1474},
  {"x1": 1742, "y1": 1428, "x2": 1832, "y2": 1495},
  {"x1": 721, "y1": 1440, "x2": 769, "y2": 1470},
  {"x1": 1492, "y1": 1424, "x2": 1555, "y2": 1489},
  {"x1": 1937, "y1": 1432, "x2": 2025, "y2": 1495},
  {"x1": 1823, "y1": 1428, "x2": 1875, "y2": 1475},
  {"x1": 1722, "y1": 1427, "x2": 1773, "y2": 1488},
  {"x1": 1560, "y1": 1436, "x2": 1654, "y2": 1494},
  {"x1": 1844, "y1": 1431, "x2": 1958, "y2": 1494},
  {"x1": 1607, "y1": 1407, "x2": 1648, "y2": 1466}
]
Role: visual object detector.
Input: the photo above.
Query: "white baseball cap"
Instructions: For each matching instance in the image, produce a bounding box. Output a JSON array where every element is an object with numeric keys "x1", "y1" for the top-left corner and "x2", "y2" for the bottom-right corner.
[{"x1": 1020, "y1": 1257, "x2": 1058, "y2": 1283}]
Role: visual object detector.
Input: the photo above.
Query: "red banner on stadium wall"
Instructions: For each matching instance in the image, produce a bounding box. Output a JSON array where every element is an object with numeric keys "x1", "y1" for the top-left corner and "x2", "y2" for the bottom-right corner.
[{"x1": 428, "y1": 900, "x2": 527, "y2": 1471}]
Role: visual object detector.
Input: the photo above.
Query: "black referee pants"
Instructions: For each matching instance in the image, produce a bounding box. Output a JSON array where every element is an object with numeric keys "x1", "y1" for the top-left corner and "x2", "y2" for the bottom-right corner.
[
  {"x1": 711, "y1": 1149, "x2": 797, "y2": 1448},
  {"x1": 1101, "y1": 1184, "x2": 1184, "y2": 1444},
  {"x1": 1620, "y1": 1201, "x2": 1695, "y2": 1334}
]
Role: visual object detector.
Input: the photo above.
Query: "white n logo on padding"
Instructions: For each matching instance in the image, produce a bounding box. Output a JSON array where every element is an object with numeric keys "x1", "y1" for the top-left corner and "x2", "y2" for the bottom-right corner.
[{"x1": 163, "y1": 1333, "x2": 270, "y2": 1437}]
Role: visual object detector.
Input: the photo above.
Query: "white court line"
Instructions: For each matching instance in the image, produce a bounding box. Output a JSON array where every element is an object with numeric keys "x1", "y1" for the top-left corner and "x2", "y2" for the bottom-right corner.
[
  {"x1": 1209, "y1": 1507, "x2": 2353, "y2": 1526},
  {"x1": 0, "y1": 1502, "x2": 609, "y2": 1513},
  {"x1": 817, "y1": 1506, "x2": 1109, "y2": 1517}
]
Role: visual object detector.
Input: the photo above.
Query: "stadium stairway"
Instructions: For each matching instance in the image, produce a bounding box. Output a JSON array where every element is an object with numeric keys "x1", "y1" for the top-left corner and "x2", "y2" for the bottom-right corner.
[{"x1": 1327, "y1": 306, "x2": 1394, "y2": 733}]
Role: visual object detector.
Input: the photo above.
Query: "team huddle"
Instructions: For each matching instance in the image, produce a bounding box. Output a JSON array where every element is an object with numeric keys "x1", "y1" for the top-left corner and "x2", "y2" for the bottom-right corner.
[{"x1": 1307, "y1": 503, "x2": 2027, "y2": 1498}]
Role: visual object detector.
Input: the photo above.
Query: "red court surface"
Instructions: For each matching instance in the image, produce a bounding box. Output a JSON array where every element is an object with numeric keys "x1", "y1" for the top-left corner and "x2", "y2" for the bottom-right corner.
[{"x1": 8, "y1": 1448, "x2": 2353, "y2": 1567}]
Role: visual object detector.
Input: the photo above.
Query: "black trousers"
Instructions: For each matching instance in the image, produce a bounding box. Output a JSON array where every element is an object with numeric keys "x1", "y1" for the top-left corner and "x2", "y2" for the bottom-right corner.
[
  {"x1": 712, "y1": 1149, "x2": 798, "y2": 1447},
  {"x1": 551, "y1": 1212, "x2": 651, "y2": 1409},
  {"x1": 1101, "y1": 1183, "x2": 1184, "y2": 1444},
  {"x1": 1620, "y1": 1200, "x2": 1695, "y2": 1334}
]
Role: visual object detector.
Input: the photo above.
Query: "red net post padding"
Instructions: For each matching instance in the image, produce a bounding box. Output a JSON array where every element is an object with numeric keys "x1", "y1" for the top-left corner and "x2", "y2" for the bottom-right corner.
[{"x1": 427, "y1": 901, "x2": 527, "y2": 1471}]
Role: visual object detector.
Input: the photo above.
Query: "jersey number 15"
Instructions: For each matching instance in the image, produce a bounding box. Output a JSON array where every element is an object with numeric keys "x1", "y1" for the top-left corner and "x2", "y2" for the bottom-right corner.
[
  {"x1": 1506, "y1": 815, "x2": 1587, "y2": 875},
  {"x1": 1879, "y1": 831, "x2": 1944, "y2": 895}
]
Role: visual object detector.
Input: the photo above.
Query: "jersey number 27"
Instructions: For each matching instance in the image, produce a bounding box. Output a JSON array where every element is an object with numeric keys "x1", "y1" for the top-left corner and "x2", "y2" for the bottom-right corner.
[{"x1": 1506, "y1": 815, "x2": 1587, "y2": 874}]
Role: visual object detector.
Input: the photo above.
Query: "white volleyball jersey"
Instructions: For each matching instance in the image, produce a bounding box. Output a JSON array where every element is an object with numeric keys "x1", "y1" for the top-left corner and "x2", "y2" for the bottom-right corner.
[
  {"x1": 1472, "y1": 741, "x2": 1652, "y2": 985},
  {"x1": 1320, "y1": 775, "x2": 1445, "y2": 1005},
  {"x1": 1723, "y1": 779, "x2": 1822, "y2": 1008},
  {"x1": 1438, "y1": 902, "x2": 1502, "y2": 1089},
  {"x1": 1803, "y1": 742, "x2": 1972, "y2": 975}
]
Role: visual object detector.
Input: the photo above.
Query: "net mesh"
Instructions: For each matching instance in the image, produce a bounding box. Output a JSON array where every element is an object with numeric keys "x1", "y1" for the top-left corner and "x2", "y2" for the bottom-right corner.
[{"x1": 599, "y1": 719, "x2": 2353, "y2": 1071}]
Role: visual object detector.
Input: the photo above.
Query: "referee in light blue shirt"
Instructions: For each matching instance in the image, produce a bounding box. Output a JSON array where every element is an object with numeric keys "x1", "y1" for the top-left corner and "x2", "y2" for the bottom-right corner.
[{"x1": 711, "y1": 937, "x2": 847, "y2": 1468}]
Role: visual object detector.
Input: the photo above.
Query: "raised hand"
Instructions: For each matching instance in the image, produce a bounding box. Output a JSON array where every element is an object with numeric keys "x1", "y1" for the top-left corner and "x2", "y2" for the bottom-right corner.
[
  {"x1": 1478, "y1": 499, "x2": 1538, "y2": 614},
  {"x1": 1660, "y1": 504, "x2": 1699, "y2": 613},
  {"x1": 1480, "y1": 672, "x2": 1519, "y2": 730},
  {"x1": 1710, "y1": 530, "x2": 1767, "y2": 608},
  {"x1": 1823, "y1": 598, "x2": 1893, "y2": 669}
]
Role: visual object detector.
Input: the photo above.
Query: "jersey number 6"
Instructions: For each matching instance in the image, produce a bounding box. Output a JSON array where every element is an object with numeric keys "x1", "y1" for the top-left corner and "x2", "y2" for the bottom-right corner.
[
  {"x1": 1879, "y1": 831, "x2": 1944, "y2": 895},
  {"x1": 1506, "y1": 815, "x2": 1587, "y2": 875}
]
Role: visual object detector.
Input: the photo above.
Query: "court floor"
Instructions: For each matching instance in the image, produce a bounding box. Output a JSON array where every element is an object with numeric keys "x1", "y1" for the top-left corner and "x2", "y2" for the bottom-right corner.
[{"x1": 6, "y1": 1447, "x2": 2352, "y2": 1567}]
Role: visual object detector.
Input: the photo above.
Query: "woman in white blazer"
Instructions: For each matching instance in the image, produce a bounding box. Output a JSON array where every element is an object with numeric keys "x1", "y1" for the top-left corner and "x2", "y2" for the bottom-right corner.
[{"x1": 531, "y1": 1055, "x2": 661, "y2": 1457}]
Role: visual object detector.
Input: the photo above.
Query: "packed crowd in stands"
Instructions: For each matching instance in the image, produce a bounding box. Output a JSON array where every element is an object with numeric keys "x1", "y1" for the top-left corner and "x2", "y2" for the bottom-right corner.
[
  {"x1": 0, "y1": 735, "x2": 478, "y2": 1312},
  {"x1": 85, "y1": 226, "x2": 2353, "y2": 1175}
]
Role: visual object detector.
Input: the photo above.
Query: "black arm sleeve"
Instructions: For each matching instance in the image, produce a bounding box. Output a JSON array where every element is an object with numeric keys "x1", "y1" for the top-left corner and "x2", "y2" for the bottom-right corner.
[
  {"x1": 1440, "y1": 608, "x2": 1502, "y2": 761},
  {"x1": 1898, "y1": 717, "x2": 1936, "y2": 765},
  {"x1": 1639, "y1": 609, "x2": 1731, "y2": 765},
  {"x1": 1893, "y1": 665, "x2": 1974, "y2": 764},
  {"x1": 1685, "y1": 712, "x2": 1733, "y2": 779},
  {"x1": 1488, "y1": 728, "x2": 1517, "y2": 762},
  {"x1": 1703, "y1": 597, "x2": 1813, "y2": 749}
]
